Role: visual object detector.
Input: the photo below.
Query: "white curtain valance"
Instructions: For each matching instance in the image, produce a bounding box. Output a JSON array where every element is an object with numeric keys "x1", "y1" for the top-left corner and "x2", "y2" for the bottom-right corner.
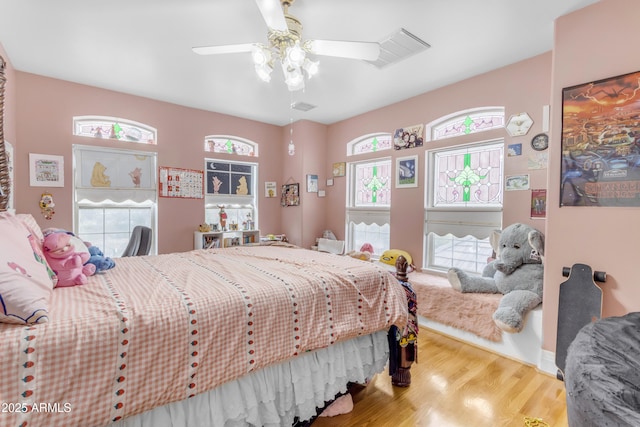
[
  {"x1": 425, "y1": 209, "x2": 501, "y2": 240},
  {"x1": 347, "y1": 209, "x2": 390, "y2": 227},
  {"x1": 76, "y1": 188, "x2": 156, "y2": 204}
]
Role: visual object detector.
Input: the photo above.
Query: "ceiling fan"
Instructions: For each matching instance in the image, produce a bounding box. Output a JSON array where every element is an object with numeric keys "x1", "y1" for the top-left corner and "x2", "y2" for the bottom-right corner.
[{"x1": 192, "y1": 0, "x2": 380, "y2": 91}]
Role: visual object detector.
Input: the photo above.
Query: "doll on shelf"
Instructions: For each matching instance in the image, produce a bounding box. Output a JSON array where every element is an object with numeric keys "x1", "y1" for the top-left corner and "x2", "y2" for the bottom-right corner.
[{"x1": 219, "y1": 206, "x2": 227, "y2": 231}]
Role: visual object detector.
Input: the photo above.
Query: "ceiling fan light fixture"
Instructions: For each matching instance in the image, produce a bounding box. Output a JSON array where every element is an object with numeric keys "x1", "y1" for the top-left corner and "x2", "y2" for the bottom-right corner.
[
  {"x1": 194, "y1": 0, "x2": 380, "y2": 92},
  {"x1": 284, "y1": 42, "x2": 306, "y2": 68},
  {"x1": 255, "y1": 63, "x2": 273, "y2": 82},
  {"x1": 283, "y1": 64, "x2": 304, "y2": 91},
  {"x1": 303, "y1": 58, "x2": 319, "y2": 77},
  {"x1": 251, "y1": 45, "x2": 271, "y2": 66}
]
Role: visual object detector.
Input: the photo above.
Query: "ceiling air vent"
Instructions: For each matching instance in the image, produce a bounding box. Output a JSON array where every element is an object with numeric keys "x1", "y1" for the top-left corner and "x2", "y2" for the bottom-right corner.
[
  {"x1": 365, "y1": 28, "x2": 431, "y2": 69},
  {"x1": 291, "y1": 101, "x2": 317, "y2": 112}
]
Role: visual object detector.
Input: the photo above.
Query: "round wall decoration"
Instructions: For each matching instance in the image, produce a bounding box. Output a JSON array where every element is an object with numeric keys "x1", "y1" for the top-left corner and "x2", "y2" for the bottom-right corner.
[{"x1": 531, "y1": 133, "x2": 549, "y2": 151}]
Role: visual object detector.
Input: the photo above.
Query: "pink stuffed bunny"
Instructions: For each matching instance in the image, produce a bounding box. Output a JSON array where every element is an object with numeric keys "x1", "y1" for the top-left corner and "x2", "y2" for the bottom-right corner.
[{"x1": 43, "y1": 233, "x2": 96, "y2": 287}]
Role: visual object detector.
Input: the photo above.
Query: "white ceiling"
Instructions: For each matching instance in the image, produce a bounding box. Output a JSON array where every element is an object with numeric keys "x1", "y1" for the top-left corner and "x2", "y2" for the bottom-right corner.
[{"x1": 0, "y1": 0, "x2": 599, "y2": 126}]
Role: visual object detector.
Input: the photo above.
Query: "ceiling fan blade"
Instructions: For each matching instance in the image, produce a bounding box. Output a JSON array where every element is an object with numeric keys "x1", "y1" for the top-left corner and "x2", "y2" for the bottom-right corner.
[
  {"x1": 192, "y1": 43, "x2": 256, "y2": 56},
  {"x1": 255, "y1": 0, "x2": 288, "y2": 32},
  {"x1": 307, "y1": 40, "x2": 380, "y2": 61}
]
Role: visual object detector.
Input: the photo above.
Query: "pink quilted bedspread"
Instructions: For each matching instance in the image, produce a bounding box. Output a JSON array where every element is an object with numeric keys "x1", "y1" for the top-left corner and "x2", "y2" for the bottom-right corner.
[{"x1": 0, "y1": 245, "x2": 408, "y2": 427}]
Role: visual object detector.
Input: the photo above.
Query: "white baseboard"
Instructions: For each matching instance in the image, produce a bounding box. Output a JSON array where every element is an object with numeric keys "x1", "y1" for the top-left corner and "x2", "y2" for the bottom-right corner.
[
  {"x1": 419, "y1": 306, "x2": 551, "y2": 371},
  {"x1": 538, "y1": 349, "x2": 558, "y2": 377}
]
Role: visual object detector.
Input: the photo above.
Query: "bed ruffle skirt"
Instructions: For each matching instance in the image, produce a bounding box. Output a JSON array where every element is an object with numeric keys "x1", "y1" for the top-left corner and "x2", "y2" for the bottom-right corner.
[{"x1": 113, "y1": 330, "x2": 389, "y2": 427}]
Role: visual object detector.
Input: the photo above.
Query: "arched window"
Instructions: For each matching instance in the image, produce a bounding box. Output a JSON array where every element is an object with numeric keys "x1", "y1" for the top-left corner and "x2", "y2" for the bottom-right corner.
[
  {"x1": 204, "y1": 136, "x2": 258, "y2": 157},
  {"x1": 426, "y1": 107, "x2": 505, "y2": 141},
  {"x1": 345, "y1": 132, "x2": 393, "y2": 257},
  {"x1": 73, "y1": 116, "x2": 157, "y2": 144},
  {"x1": 347, "y1": 133, "x2": 393, "y2": 156}
]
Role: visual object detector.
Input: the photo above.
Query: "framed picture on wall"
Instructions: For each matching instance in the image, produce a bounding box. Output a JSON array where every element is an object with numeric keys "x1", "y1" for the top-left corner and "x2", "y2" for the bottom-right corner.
[
  {"x1": 332, "y1": 162, "x2": 346, "y2": 177},
  {"x1": 560, "y1": 69, "x2": 640, "y2": 207},
  {"x1": 395, "y1": 155, "x2": 418, "y2": 188},
  {"x1": 265, "y1": 181, "x2": 277, "y2": 198},
  {"x1": 281, "y1": 183, "x2": 299, "y2": 207},
  {"x1": 306, "y1": 174, "x2": 318, "y2": 192},
  {"x1": 29, "y1": 153, "x2": 64, "y2": 187}
]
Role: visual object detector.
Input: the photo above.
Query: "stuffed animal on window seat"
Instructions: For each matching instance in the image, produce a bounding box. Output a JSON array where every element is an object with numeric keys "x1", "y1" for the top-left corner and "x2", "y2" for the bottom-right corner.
[
  {"x1": 447, "y1": 223, "x2": 544, "y2": 333},
  {"x1": 43, "y1": 232, "x2": 96, "y2": 287}
]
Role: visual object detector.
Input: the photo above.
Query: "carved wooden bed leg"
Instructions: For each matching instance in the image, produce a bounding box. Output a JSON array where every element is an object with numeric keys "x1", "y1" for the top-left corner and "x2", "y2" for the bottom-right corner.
[{"x1": 389, "y1": 255, "x2": 418, "y2": 387}]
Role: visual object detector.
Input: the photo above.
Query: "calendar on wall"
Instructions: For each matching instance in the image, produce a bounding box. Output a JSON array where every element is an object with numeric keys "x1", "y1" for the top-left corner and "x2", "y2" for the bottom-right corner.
[{"x1": 159, "y1": 166, "x2": 204, "y2": 199}]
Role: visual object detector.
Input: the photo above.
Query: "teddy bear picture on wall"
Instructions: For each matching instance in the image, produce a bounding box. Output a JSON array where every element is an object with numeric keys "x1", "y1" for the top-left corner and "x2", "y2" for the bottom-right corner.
[
  {"x1": 43, "y1": 233, "x2": 96, "y2": 287},
  {"x1": 447, "y1": 223, "x2": 544, "y2": 333}
]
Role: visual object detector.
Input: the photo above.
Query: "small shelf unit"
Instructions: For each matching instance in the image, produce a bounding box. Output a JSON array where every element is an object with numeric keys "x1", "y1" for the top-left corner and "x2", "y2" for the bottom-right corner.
[{"x1": 194, "y1": 230, "x2": 260, "y2": 249}]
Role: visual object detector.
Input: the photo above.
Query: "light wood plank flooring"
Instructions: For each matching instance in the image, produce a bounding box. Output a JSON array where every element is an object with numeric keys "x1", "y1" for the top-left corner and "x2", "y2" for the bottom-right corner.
[{"x1": 312, "y1": 328, "x2": 568, "y2": 427}]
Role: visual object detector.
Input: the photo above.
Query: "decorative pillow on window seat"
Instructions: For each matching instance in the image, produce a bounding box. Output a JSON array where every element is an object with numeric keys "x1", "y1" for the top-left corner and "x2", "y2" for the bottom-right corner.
[{"x1": 0, "y1": 212, "x2": 57, "y2": 324}]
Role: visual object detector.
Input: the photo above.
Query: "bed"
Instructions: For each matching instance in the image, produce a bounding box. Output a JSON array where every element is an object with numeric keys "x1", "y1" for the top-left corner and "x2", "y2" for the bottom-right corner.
[{"x1": 0, "y1": 212, "x2": 410, "y2": 427}]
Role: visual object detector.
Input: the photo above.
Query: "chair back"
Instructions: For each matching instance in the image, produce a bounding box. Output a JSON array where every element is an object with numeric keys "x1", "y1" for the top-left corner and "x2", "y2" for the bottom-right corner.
[{"x1": 122, "y1": 226, "x2": 152, "y2": 257}]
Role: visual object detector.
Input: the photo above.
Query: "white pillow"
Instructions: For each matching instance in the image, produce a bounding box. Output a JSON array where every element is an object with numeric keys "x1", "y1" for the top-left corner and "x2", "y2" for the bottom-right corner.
[
  {"x1": 0, "y1": 212, "x2": 55, "y2": 324},
  {"x1": 317, "y1": 238, "x2": 345, "y2": 255}
]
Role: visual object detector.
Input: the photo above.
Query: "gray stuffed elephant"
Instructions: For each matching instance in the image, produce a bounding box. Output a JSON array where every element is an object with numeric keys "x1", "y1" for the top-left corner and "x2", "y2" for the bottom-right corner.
[{"x1": 447, "y1": 223, "x2": 544, "y2": 333}]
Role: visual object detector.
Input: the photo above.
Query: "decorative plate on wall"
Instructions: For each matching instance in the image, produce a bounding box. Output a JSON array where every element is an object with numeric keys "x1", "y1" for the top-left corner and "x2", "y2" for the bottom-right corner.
[
  {"x1": 506, "y1": 112, "x2": 534, "y2": 137},
  {"x1": 531, "y1": 133, "x2": 549, "y2": 151}
]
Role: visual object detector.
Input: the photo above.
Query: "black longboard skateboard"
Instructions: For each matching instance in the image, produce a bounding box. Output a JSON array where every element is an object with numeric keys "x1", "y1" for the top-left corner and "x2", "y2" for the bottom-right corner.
[{"x1": 555, "y1": 263, "x2": 606, "y2": 381}]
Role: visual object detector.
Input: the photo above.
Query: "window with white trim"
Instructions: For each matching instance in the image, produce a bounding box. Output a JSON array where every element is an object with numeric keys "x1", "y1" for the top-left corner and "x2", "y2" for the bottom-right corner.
[
  {"x1": 204, "y1": 159, "x2": 258, "y2": 230},
  {"x1": 205, "y1": 135, "x2": 258, "y2": 157},
  {"x1": 424, "y1": 140, "x2": 504, "y2": 273},
  {"x1": 73, "y1": 145, "x2": 157, "y2": 258},
  {"x1": 346, "y1": 133, "x2": 392, "y2": 257},
  {"x1": 73, "y1": 116, "x2": 157, "y2": 144},
  {"x1": 347, "y1": 133, "x2": 393, "y2": 155},
  {"x1": 426, "y1": 107, "x2": 505, "y2": 142}
]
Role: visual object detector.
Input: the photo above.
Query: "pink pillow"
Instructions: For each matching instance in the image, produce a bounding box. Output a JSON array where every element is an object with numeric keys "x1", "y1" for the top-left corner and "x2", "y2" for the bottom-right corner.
[{"x1": 0, "y1": 212, "x2": 56, "y2": 324}]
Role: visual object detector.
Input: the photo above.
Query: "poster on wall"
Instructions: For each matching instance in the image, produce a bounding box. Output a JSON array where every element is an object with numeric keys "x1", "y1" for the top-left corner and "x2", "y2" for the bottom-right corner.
[
  {"x1": 531, "y1": 189, "x2": 547, "y2": 219},
  {"x1": 159, "y1": 167, "x2": 203, "y2": 199},
  {"x1": 393, "y1": 124, "x2": 424, "y2": 150},
  {"x1": 561, "y1": 69, "x2": 640, "y2": 206}
]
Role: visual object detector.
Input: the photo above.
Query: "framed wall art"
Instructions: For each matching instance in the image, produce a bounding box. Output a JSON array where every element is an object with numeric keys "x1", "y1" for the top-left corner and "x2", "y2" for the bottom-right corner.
[
  {"x1": 281, "y1": 183, "x2": 299, "y2": 207},
  {"x1": 561, "y1": 69, "x2": 640, "y2": 206},
  {"x1": 265, "y1": 181, "x2": 277, "y2": 198},
  {"x1": 29, "y1": 153, "x2": 64, "y2": 187},
  {"x1": 395, "y1": 155, "x2": 418, "y2": 188},
  {"x1": 332, "y1": 162, "x2": 345, "y2": 177},
  {"x1": 306, "y1": 174, "x2": 318, "y2": 192}
]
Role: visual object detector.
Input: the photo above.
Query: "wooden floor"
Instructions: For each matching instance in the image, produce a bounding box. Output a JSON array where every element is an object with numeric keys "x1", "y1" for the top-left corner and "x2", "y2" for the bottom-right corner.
[{"x1": 312, "y1": 328, "x2": 568, "y2": 427}]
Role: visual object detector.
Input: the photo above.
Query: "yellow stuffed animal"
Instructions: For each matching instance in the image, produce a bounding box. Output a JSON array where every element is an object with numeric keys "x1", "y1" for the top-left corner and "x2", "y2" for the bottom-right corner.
[{"x1": 380, "y1": 249, "x2": 413, "y2": 267}]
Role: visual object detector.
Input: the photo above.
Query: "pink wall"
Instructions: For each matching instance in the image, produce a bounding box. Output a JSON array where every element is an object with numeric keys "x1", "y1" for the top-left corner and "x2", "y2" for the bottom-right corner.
[
  {"x1": 326, "y1": 53, "x2": 552, "y2": 264},
  {"x1": 4, "y1": 0, "x2": 638, "y2": 356},
  {"x1": 277, "y1": 120, "x2": 328, "y2": 249},
  {"x1": 11, "y1": 72, "x2": 284, "y2": 254},
  {"x1": 544, "y1": 0, "x2": 640, "y2": 350}
]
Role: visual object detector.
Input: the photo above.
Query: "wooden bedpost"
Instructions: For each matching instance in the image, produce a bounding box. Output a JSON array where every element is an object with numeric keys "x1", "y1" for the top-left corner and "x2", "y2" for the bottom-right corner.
[{"x1": 389, "y1": 255, "x2": 417, "y2": 387}]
